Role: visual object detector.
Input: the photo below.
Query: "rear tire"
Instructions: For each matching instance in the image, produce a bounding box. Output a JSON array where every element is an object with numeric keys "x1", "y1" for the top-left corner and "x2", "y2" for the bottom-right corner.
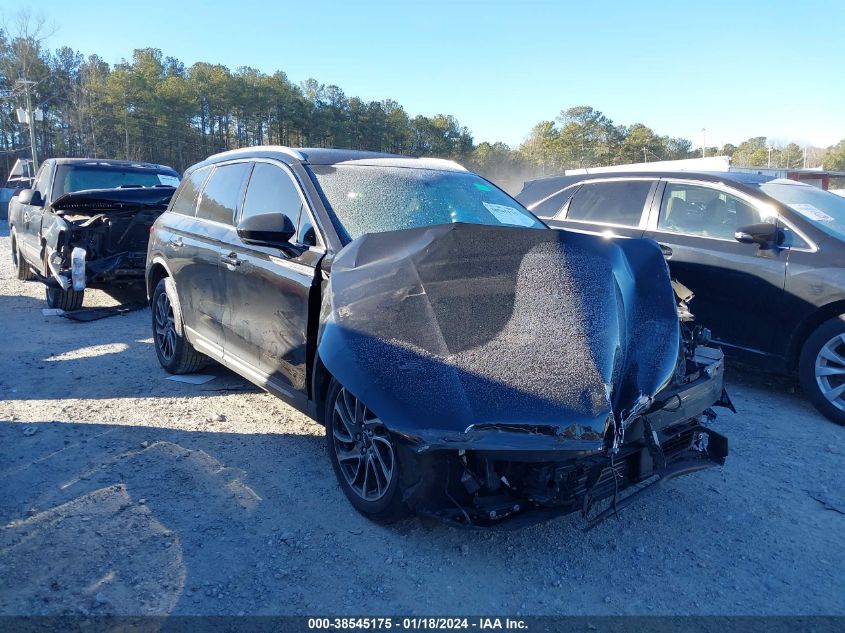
[
  {"x1": 11, "y1": 229, "x2": 34, "y2": 281},
  {"x1": 799, "y1": 315, "x2": 845, "y2": 425},
  {"x1": 45, "y1": 286, "x2": 84, "y2": 311},
  {"x1": 151, "y1": 276, "x2": 206, "y2": 374},
  {"x1": 325, "y1": 377, "x2": 408, "y2": 523}
]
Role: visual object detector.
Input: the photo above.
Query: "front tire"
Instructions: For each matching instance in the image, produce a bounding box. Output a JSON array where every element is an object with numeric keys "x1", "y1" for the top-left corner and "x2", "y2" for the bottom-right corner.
[
  {"x1": 45, "y1": 286, "x2": 84, "y2": 311},
  {"x1": 151, "y1": 277, "x2": 206, "y2": 374},
  {"x1": 799, "y1": 315, "x2": 845, "y2": 425},
  {"x1": 11, "y1": 229, "x2": 34, "y2": 281},
  {"x1": 325, "y1": 378, "x2": 407, "y2": 523}
]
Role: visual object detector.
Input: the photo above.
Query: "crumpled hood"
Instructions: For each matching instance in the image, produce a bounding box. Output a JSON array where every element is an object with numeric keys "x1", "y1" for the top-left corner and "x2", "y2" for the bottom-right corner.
[
  {"x1": 51, "y1": 186, "x2": 176, "y2": 213},
  {"x1": 317, "y1": 223, "x2": 680, "y2": 440}
]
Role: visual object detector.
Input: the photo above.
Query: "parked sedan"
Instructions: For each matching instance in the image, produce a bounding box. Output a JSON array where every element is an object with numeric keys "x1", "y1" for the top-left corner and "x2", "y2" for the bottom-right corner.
[
  {"x1": 146, "y1": 147, "x2": 731, "y2": 527},
  {"x1": 8, "y1": 158, "x2": 180, "y2": 310},
  {"x1": 517, "y1": 171, "x2": 845, "y2": 424}
]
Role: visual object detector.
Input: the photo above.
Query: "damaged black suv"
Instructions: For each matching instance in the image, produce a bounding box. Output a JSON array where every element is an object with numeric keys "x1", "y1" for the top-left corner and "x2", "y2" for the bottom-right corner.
[{"x1": 147, "y1": 147, "x2": 732, "y2": 527}]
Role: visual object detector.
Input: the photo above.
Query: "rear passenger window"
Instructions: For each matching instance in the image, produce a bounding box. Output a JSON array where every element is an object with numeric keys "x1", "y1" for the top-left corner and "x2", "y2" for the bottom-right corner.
[
  {"x1": 565, "y1": 181, "x2": 652, "y2": 226},
  {"x1": 241, "y1": 163, "x2": 303, "y2": 231},
  {"x1": 196, "y1": 162, "x2": 250, "y2": 225},
  {"x1": 169, "y1": 167, "x2": 210, "y2": 216}
]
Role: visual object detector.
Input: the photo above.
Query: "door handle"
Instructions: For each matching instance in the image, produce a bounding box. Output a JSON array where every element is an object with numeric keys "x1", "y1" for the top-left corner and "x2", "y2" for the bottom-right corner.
[
  {"x1": 220, "y1": 253, "x2": 241, "y2": 267},
  {"x1": 169, "y1": 237, "x2": 184, "y2": 248},
  {"x1": 659, "y1": 243, "x2": 673, "y2": 259}
]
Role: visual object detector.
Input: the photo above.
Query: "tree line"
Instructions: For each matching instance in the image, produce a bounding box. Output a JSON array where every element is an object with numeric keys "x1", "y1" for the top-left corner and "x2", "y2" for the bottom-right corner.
[{"x1": 2, "y1": 21, "x2": 843, "y2": 193}]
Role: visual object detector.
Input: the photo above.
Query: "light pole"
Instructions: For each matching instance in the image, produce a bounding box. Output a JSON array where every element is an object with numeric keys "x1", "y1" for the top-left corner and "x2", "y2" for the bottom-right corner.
[{"x1": 16, "y1": 79, "x2": 39, "y2": 171}]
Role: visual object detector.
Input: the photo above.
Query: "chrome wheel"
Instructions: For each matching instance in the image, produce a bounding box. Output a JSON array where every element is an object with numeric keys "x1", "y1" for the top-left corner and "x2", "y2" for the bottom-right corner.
[
  {"x1": 815, "y1": 333, "x2": 845, "y2": 412},
  {"x1": 154, "y1": 291, "x2": 177, "y2": 363},
  {"x1": 331, "y1": 387, "x2": 395, "y2": 502}
]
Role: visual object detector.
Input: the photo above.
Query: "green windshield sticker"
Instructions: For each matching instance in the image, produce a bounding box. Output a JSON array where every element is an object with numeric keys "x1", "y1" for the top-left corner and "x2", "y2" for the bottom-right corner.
[{"x1": 474, "y1": 183, "x2": 491, "y2": 191}]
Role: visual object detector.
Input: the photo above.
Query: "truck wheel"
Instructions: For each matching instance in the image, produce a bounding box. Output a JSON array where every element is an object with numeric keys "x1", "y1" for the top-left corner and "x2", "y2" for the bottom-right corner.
[
  {"x1": 11, "y1": 229, "x2": 34, "y2": 281},
  {"x1": 152, "y1": 277, "x2": 206, "y2": 374},
  {"x1": 325, "y1": 377, "x2": 408, "y2": 523},
  {"x1": 799, "y1": 315, "x2": 845, "y2": 425},
  {"x1": 45, "y1": 286, "x2": 84, "y2": 311}
]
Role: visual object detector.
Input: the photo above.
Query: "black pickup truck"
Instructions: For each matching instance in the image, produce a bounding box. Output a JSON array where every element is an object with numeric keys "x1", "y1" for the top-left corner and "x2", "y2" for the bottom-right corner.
[{"x1": 8, "y1": 158, "x2": 180, "y2": 310}]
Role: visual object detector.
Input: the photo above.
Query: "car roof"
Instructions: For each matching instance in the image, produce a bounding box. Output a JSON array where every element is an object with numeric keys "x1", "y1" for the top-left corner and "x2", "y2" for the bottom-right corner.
[
  {"x1": 47, "y1": 157, "x2": 177, "y2": 170},
  {"x1": 192, "y1": 145, "x2": 467, "y2": 173},
  {"x1": 518, "y1": 170, "x2": 777, "y2": 203}
]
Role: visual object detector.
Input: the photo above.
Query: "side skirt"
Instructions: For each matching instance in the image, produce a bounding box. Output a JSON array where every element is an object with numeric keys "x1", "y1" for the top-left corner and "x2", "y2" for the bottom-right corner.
[{"x1": 186, "y1": 325, "x2": 316, "y2": 418}]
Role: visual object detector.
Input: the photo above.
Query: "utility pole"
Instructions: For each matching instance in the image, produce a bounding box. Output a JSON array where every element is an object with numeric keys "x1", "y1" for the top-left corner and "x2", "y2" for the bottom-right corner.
[
  {"x1": 643, "y1": 148, "x2": 648, "y2": 163},
  {"x1": 16, "y1": 79, "x2": 39, "y2": 171},
  {"x1": 701, "y1": 128, "x2": 706, "y2": 158},
  {"x1": 767, "y1": 146, "x2": 773, "y2": 168}
]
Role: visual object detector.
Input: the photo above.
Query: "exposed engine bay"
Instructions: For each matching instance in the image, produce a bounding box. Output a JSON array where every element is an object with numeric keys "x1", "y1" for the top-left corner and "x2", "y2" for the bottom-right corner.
[{"x1": 42, "y1": 187, "x2": 175, "y2": 291}]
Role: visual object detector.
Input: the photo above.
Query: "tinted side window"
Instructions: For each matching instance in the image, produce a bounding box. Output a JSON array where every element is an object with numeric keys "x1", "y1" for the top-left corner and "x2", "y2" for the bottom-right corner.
[
  {"x1": 197, "y1": 162, "x2": 250, "y2": 225},
  {"x1": 566, "y1": 181, "x2": 652, "y2": 226},
  {"x1": 658, "y1": 183, "x2": 764, "y2": 239},
  {"x1": 531, "y1": 186, "x2": 580, "y2": 219},
  {"x1": 241, "y1": 163, "x2": 303, "y2": 232},
  {"x1": 170, "y1": 167, "x2": 210, "y2": 216}
]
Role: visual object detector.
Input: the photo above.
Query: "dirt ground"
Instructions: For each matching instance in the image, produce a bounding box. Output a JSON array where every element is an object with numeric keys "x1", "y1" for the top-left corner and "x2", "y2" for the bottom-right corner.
[{"x1": 0, "y1": 220, "x2": 843, "y2": 617}]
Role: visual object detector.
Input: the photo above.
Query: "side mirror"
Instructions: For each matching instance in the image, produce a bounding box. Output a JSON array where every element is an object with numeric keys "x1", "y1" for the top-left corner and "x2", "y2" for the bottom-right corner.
[
  {"x1": 237, "y1": 212, "x2": 296, "y2": 247},
  {"x1": 17, "y1": 188, "x2": 43, "y2": 206},
  {"x1": 735, "y1": 222, "x2": 782, "y2": 249}
]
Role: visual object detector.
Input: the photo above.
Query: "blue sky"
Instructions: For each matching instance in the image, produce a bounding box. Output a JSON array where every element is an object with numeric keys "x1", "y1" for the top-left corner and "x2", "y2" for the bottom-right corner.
[{"x1": 5, "y1": 0, "x2": 843, "y2": 148}]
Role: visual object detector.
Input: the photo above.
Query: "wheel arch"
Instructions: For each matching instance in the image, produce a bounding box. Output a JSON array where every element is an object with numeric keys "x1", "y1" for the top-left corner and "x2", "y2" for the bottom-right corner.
[
  {"x1": 788, "y1": 300, "x2": 845, "y2": 369},
  {"x1": 146, "y1": 257, "x2": 172, "y2": 304}
]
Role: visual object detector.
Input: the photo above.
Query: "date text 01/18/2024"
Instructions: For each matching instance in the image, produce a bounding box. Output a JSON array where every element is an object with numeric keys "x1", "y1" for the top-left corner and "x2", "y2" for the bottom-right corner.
[{"x1": 307, "y1": 617, "x2": 528, "y2": 630}]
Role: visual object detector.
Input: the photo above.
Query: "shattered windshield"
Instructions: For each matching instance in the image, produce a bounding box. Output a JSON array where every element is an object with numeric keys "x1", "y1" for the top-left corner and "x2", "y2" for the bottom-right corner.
[
  {"x1": 53, "y1": 165, "x2": 181, "y2": 199},
  {"x1": 310, "y1": 164, "x2": 545, "y2": 242},
  {"x1": 759, "y1": 179, "x2": 845, "y2": 241}
]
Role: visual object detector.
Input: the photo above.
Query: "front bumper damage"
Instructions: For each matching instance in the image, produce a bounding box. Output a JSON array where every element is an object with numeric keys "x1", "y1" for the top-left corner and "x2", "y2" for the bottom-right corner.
[
  {"x1": 392, "y1": 344, "x2": 731, "y2": 528},
  {"x1": 44, "y1": 241, "x2": 148, "y2": 291},
  {"x1": 38, "y1": 186, "x2": 173, "y2": 292},
  {"x1": 41, "y1": 213, "x2": 156, "y2": 291}
]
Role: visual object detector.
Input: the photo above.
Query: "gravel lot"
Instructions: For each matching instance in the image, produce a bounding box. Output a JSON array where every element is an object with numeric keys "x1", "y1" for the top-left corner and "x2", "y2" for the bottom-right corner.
[{"x1": 0, "y1": 220, "x2": 843, "y2": 617}]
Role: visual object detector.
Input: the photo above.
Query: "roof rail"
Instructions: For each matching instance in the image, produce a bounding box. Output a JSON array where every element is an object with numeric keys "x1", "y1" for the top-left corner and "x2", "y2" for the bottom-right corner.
[{"x1": 210, "y1": 145, "x2": 306, "y2": 162}]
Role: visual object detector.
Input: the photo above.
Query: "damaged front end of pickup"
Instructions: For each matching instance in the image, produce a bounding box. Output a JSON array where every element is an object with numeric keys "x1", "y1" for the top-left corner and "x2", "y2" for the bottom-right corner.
[
  {"x1": 41, "y1": 187, "x2": 175, "y2": 292},
  {"x1": 317, "y1": 223, "x2": 733, "y2": 528}
]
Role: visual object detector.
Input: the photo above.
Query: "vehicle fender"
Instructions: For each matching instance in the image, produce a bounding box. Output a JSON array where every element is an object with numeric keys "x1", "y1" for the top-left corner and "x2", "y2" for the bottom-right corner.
[
  {"x1": 7, "y1": 197, "x2": 23, "y2": 228},
  {"x1": 787, "y1": 298, "x2": 845, "y2": 368},
  {"x1": 40, "y1": 216, "x2": 71, "y2": 281},
  {"x1": 146, "y1": 255, "x2": 175, "y2": 299},
  {"x1": 42, "y1": 216, "x2": 68, "y2": 251}
]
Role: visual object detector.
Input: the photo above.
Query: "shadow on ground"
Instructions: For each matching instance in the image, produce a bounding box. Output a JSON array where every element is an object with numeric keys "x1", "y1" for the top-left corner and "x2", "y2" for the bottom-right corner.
[{"x1": 0, "y1": 292, "x2": 257, "y2": 402}]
